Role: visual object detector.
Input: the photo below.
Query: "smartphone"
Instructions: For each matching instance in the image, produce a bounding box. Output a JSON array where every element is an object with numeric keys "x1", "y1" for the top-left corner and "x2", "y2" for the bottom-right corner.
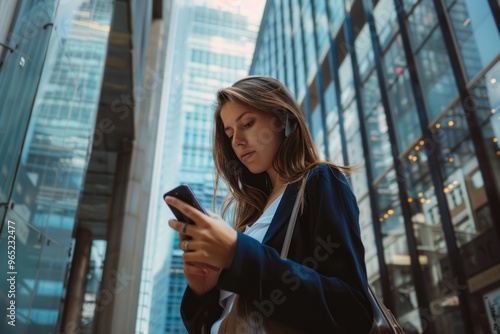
[{"x1": 163, "y1": 184, "x2": 207, "y2": 225}]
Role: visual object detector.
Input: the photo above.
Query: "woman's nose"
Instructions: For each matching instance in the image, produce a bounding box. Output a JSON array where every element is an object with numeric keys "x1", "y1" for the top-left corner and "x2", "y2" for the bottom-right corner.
[{"x1": 232, "y1": 131, "x2": 245, "y2": 147}]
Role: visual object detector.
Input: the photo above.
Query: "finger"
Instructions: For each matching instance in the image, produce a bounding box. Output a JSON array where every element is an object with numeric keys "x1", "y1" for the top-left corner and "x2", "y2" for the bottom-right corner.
[
  {"x1": 165, "y1": 196, "x2": 208, "y2": 226},
  {"x1": 183, "y1": 251, "x2": 218, "y2": 268},
  {"x1": 206, "y1": 210, "x2": 219, "y2": 218},
  {"x1": 168, "y1": 219, "x2": 193, "y2": 236},
  {"x1": 179, "y1": 239, "x2": 195, "y2": 252}
]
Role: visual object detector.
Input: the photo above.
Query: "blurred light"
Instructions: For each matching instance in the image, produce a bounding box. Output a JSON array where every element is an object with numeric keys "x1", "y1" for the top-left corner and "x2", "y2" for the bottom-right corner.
[
  {"x1": 435, "y1": 123, "x2": 441, "y2": 128},
  {"x1": 408, "y1": 155, "x2": 414, "y2": 160},
  {"x1": 388, "y1": 209, "x2": 394, "y2": 215},
  {"x1": 453, "y1": 180, "x2": 459, "y2": 185},
  {"x1": 379, "y1": 218, "x2": 384, "y2": 222},
  {"x1": 412, "y1": 156, "x2": 418, "y2": 162},
  {"x1": 493, "y1": 137, "x2": 498, "y2": 143},
  {"x1": 426, "y1": 199, "x2": 431, "y2": 204},
  {"x1": 444, "y1": 188, "x2": 449, "y2": 193},
  {"x1": 419, "y1": 140, "x2": 424, "y2": 145},
  {"x1": 463, "y1": 18, "x2": 471, "y2": 26},
  {"x1": 408, "y1": 198, "x2": 413, "y2": 203},
  {"x1": 396, "y1": 67, "x2": 404, "y2": 75},
  {"x1": 74, "y1": 10, "x2": 91, "y2": 18},
  {"x1": 384, "y1": 214, "x2": 389, "y2": 219},
  {"x1": 492, "y1": 109, "x2": 497, "y2": 114},
  {"x1": 449, "y1": 157, "x2": 455, "y2": 163},
  {"x1": 418, "y1": 192, "x2": 423, "y2": 197},
  {"x1": 448, "y1": 120, "x2": 455, "y2": 127},
  {"x1": 496, "y1": 151, "x2": 500, "y2": 156},
  {"x1": 420, "y1": 198, "x2": 426, "y2": 203},
  {"x1": 415, "y1": 146, "x2": 420, "y2": 151},
  {"x1": 491, "y1": 78, "x2": 497, "y2": 84}
]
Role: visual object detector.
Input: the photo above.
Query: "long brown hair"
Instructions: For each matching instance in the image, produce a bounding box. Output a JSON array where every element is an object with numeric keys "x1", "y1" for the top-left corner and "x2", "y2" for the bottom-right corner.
[{"x1": 212, "y1": 76, "x2": 352, "y2": 230}]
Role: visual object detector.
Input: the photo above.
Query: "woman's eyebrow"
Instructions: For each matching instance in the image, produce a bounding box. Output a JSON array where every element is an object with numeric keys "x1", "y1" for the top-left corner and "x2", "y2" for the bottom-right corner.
[{"x1": 224, "y1": 111, "x2": 253, "y2": 132}]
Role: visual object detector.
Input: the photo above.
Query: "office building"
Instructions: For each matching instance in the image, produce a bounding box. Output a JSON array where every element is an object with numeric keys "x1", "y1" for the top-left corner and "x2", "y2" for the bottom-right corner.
[
  {"x1": 250, "y1": 0, "x2": 500, "y2": 333},
  {"x1": 151, "y1": 0, "x2": 265, "y2": 332},
  {"x1": 0, "y1": 0, "x2": 173, "y2": 333}
]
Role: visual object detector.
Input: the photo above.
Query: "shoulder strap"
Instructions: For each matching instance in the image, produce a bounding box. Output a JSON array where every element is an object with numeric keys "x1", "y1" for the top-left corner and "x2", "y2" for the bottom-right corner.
[{"x1": 280, "y1": 172, "x2": 309, "y2": 259}]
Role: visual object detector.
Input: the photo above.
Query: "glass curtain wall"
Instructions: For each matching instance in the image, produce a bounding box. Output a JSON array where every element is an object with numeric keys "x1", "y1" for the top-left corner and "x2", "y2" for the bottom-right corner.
[
  {"x1": 0, "y1": 0, "x2": 113, "y2": 333},
  {"x1": 250, "y1": 0, "x2": 500, "y2": 332}
]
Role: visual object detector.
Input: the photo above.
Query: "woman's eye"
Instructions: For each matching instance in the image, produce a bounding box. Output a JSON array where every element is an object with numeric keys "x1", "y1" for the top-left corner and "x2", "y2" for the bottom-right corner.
[{"x1": 243, "y1": 121, "x2": 254, "y2": 128}]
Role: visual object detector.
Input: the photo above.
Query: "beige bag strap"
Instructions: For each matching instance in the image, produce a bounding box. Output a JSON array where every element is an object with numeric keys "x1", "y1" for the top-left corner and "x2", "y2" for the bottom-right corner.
[{"x1": 280, "y1": 172, "x2": 309, "y2": 259}]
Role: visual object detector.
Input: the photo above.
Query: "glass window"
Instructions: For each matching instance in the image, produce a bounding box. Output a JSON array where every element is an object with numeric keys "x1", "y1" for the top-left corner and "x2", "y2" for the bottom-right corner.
[
  {"x1": 470, "y1": 60, "x2": 500, "y2": 204},
  {"x1": 275, "y1": 0, "x2": 285, "y2": 83},
  {"x1": 362, "y1": 72, "x2": 393, "y2": 179},
  {"x1": 0, "y1": 1, "x2": 112, "y2": 333},
  {"x1": 408, "y1": 0, "x2": 459, "y2": 122},
  {"x1": 430, "y1": 105, "x2": 494, "y2": 245},
  {"x1": 355, "y1": 24, "x2": 374, "y2": 83},
  {"x1": 312, "y1": 103, "x2": 326, "y2": 159},
  {"x1": 447, "y1": 0, "x2": 500, "y2": 82},
  {"x1": 325, "y1": 82, "x2": 344, "y2": 165},
  {"x1": 401, "y1": 140, "x2": 468, "y2": 333},
  {"x1": 292, "y1": 0, "x2": 306, "y2": 101},
  {"x1": 373, "y1": 0, "x2": 399, "y2": 51},
  {"x1": 338, "y1": 56, "x2": 354, "y2": 107},
  {"x1": 328, "y1": 0, "x2": 345, "y2": 37},
  {"x1": 0, "y1": 1, "x2": 18, "y2": 48},
  {"x1": 384, "y1": 36, "x2": 421, "y2": 152},
  {"x1": 344, "y1": 101, "x2": 369, "y2": 199},
  {"x1": 283, "y1": 0, "x2": 296, "y2": 96},
  {"x1": 314, "y1": 0, "x2": 329, "y2": 60},
  {"x1": 302, "y1": 0, "x2": 317, "y2": 82},
  {"x1": 359, "y1": 196, "x2": 380, "y2": 287},
  {"x1": 376, "y1": 169, "x2": 422, "y2": 331}
]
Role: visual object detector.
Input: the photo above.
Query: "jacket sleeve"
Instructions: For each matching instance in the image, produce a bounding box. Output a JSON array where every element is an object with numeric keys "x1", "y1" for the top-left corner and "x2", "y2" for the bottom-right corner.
[
  {"x1": 180, "y1": 286, "x2": 222, "y2": 333},
  {"x1": 217, "y1": 164, "x2": 373, "y2": 333}
]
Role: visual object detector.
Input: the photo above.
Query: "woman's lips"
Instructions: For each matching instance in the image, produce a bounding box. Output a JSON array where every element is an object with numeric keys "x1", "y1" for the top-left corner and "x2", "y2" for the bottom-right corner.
[{"x1": 241, "y1": 152, "x2": 254, "y2": 161}]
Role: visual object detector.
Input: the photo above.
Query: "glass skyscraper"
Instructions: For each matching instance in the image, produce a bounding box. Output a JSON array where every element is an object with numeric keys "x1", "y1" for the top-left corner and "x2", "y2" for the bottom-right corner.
[
  {"x1": 151, "y1": 0, "x2": 265, "y2": 332},
  {"x1": 0, "y1": 1, "x2": 113, "y2": 332},
  {"x1": 251, "y1": 0, "x2": 500, "y2": 333},
  {"x1": 1, "y1": 0, "x2": 172, "y2": 333}
]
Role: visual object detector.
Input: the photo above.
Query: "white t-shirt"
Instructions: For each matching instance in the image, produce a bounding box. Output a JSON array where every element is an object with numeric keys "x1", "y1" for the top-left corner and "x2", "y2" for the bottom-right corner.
[{"x1": 210, "y1": 193, "x2": 284, "y2": 334}]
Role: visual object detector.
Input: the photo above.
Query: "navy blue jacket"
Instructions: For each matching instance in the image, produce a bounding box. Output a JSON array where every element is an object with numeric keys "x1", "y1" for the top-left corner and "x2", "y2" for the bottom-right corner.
[{"x1": 180, "y1": 164, "x2": 373, "y2": 333}]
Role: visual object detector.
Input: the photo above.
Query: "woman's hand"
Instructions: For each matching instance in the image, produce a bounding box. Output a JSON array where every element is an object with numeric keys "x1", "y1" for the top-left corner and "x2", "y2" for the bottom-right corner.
[{"x1": 166, "y1": 196, "x2": 238, "y2": 293}]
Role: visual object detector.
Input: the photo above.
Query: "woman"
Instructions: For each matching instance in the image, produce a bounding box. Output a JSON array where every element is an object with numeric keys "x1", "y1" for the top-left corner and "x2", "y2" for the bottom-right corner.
[{"x1": 166, "y1": 76, "x2": 373, "y2": 333}]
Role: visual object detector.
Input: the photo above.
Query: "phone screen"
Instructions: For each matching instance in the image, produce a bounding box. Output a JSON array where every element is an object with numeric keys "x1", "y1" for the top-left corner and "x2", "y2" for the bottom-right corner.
[{"x1": 163, "y1": 185, "x2": 207, "y2": 224}]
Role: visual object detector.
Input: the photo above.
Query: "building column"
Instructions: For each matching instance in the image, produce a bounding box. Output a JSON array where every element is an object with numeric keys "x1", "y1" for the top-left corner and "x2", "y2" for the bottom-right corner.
[{"x1": 60, "y1": 227, "x2": 93, "y2": 334}]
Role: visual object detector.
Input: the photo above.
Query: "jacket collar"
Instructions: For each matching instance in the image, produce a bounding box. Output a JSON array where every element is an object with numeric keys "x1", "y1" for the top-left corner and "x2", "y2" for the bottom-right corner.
[{"x1": 262, "y1": 179, "x2": 302, "y2": 246}]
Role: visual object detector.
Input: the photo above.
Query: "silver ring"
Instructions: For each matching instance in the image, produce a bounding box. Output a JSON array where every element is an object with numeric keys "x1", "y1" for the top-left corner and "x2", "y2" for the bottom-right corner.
[
  {"x1": 183, "y1": 240, "x2": 189, "y2": 251},
  {"x1": 182, "y1": 223, "x2": 188, "y2": 234}
]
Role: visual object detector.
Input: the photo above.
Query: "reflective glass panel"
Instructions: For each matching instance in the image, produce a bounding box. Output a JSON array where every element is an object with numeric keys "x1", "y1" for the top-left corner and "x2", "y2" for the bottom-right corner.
[
  {"x1": 377, "y1": 169, "x2": 422, "y2": 331},
  {"x1": 384, "y1": 36, "x2": 420, "y2": 152},
  {"x1": 447, "y1": 0, "x2": 500, "y2": 82},
  {"x1": 408, "y1": 0, "x2": 459, "y2": 123}
]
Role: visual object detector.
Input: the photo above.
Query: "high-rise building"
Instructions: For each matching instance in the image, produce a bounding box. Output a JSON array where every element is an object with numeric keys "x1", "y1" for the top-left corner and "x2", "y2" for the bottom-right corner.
[
  {"x1": 150, "y1": 1, "x2": 265, "y2": 332},
  {"x1": 250, "y1": 0, "x2": 499, "y2": 333},
  {"x1": 0, "y1": 0, "x2": 174, "y2": 333}
]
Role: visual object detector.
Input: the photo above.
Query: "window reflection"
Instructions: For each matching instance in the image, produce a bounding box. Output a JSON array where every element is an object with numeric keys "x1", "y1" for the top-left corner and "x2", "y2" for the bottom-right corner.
[
  {"x1": 403, "y1": 139, "x2": 467, "y2": 333},
  {"x1": 0, "y1": 0, "x2": 112, "y2": 333},
  {"x1": 407, "y1": 0, "x2": 458, "y2": 123},
  {"x1": 447, "y1": 0, "x2": 500, "y2": 82},
  {"x1": 377, "y1": 169, "x2": 421, "y2": 331}
]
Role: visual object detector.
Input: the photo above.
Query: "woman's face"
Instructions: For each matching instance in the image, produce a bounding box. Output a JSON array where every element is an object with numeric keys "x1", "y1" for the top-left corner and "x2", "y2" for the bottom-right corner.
[{"x1": 220, "y1": 100, "x2": 284, "y2": 175}]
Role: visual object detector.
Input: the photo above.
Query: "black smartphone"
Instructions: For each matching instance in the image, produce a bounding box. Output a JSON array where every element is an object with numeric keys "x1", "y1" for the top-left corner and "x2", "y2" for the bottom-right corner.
[{"x1": 163, "y1": 184, "x2": 207, "y2": 225}]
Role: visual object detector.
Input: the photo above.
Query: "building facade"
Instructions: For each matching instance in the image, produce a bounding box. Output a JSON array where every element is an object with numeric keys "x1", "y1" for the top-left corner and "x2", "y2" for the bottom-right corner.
[
  {"x1": 151, "y1": 0, "x2": 265, "y2": 332},
  {"x1": 250, "y1": 0, "x2": 500, "y2": 333},
  {"x1": 0, "y1": 0, "x2": 173, "y2": 333}
]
